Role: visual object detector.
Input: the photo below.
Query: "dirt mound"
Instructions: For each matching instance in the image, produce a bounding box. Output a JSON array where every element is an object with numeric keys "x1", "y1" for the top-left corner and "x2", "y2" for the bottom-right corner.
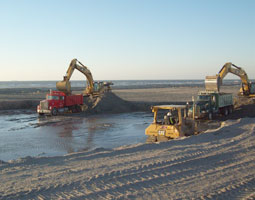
[
  {"x1": 85, "y1": 92, "x2": 142, "y2": 114},
  {"x1": 234, "y1": 96, "x2": 255, "y2": 108}
]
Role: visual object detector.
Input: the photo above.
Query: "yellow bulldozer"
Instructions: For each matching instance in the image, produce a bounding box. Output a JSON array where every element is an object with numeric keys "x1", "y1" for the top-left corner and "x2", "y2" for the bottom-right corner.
[{"x1": 145, "y1": 105, "x2": 195, "y2": 143}]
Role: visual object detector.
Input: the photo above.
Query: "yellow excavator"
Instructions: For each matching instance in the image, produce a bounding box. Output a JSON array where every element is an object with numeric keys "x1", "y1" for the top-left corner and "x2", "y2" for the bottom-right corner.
[
  {"x1": 205, "y1": 62, "x2": 255, "y2": 97},
  {"x1": 56, "y1": 59, "x2": 113, "y2": 96}
]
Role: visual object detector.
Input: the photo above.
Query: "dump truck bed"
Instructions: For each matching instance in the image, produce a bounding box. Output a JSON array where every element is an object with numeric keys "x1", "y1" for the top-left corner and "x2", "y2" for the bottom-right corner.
[
  {"x1": 218, "y1": 93, "x2": 233, "y2": 108},
  {"x1": 198, "y1": 91, "x2": 233, "y2": 109},
  {"x1": 65, "y1": 95, "x2": 83, "y2": 106}
]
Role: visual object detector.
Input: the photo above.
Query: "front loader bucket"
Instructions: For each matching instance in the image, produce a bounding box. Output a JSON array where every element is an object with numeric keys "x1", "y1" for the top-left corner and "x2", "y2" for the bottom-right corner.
[{"x1": 205, "y1": 75, "x2": 221, "y2": 92}]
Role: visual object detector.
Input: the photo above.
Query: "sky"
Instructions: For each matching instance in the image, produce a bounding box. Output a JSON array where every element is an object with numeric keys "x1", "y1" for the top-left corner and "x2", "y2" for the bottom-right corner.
[{"x1": 0, "y1": 0, "x2": 254, "y2": 81}]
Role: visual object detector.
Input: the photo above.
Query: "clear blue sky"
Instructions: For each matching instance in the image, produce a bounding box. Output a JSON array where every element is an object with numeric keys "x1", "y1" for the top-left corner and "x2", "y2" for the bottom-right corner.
[{"x1": 0, "y1": 0, "x2": 254, "y2": 81}]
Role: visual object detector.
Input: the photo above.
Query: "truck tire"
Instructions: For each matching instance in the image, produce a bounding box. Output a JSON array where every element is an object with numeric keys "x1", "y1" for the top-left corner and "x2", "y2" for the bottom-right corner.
[
  {"x1": 51, "y1": 108, "x2": 58, "y2": 116},
  {"x1": 224, "y1": 108, "x2": 229, "y2": 116},
  {"x1": 208, "y1": 112, "x2": 213, "y2": 120},
  {"x1": 229, "y1": 106, "x2": 233, "y2": 114},
  {"x1": 75, "y1": 105, "x2": 82, "y2": 112}
]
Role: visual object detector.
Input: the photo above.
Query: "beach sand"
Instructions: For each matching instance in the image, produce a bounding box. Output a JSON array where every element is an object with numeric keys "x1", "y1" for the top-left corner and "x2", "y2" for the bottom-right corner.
[{"x1": 0, "y1": 85, "x2": 255, "y2": 199}]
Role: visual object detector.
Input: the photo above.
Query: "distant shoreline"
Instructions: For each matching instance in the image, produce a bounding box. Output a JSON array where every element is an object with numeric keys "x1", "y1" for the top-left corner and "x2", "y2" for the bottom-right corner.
[{"x1": 0, "y1": 79, "x2": 243, "y2": 89}]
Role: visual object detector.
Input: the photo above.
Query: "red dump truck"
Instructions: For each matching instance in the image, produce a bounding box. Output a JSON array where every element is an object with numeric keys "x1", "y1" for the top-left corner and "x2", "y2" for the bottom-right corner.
[{"x1": 37, "y1": 90, "x2": 83, "y2": 116}]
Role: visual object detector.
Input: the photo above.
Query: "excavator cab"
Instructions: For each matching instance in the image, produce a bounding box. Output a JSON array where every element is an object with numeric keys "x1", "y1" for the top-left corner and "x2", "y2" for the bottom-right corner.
[
  {"x1": 92, "y1": 81, "x2": 104, "y2": 95},
  {"x1": 145, "y1": 105, "x2": 195, "y2": 143},
  {"x1": 250, "y1": 82, "x2": 255, "y2": 94},
  {"x1": 247, "y1": 82, "x2": 255, "y2": 97}
]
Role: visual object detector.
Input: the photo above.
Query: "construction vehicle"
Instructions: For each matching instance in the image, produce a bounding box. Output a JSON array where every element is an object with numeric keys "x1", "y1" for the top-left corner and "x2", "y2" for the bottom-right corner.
[
  {"x1": 145, "y1": 105, "x2": 195, "y2": 142},
  {"x1": 37, "y1": 90, "x2": 85, "y2": 116},
  {"x1": 56, "y1": 59, "x2": 113, "y2": 96},
  {"x1": 205, "y1": 62, "x2": 255, "y2": 97},
  {"x1": 37, "y1": 59, "x2": 112, "y2": 116},
  {"x1": 188, "y1": 91, "x2": 234, "y2": 120}
]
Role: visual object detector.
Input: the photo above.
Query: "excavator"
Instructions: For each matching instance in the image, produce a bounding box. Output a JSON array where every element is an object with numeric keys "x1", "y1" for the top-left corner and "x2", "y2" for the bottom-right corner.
[
  {"x1": 56, "y1": 59, "x2": 113, "y2": 96},
  {"x1": 37, "y1": 59, "x2": 113, "y2": 115},
  {"x1": 205, "y1": 62, "x2": 255, "y2": 97}
]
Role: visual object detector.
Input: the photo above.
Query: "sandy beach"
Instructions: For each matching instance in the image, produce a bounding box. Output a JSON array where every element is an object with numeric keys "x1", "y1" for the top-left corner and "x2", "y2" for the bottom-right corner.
[{"x1": 0, "y1": 86, "x2": 255, "y2": 199}]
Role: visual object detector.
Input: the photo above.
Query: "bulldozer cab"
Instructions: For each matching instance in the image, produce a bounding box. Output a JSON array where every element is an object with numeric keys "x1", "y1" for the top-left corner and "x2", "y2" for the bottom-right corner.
[
  {"x1": 145, "y1": 105, "x2": 194, "y2": 143},
  {"x1": 152, "y1": 105, "x2": 185, "y2": 126}
]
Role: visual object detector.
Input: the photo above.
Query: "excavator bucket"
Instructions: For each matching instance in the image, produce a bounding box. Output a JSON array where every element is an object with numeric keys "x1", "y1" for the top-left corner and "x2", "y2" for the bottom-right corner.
[
  {"x1": 56, "y1": 79, "x2": 71, "y2": 95},
  {"x1": 205, "y1": 75, "x2": 221, "y2": 92}
]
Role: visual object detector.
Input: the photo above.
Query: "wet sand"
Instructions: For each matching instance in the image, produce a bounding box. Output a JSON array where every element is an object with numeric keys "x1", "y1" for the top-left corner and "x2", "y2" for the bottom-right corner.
[{"x1": 0, "y1": 85, "x2": 255, "y2": 199}]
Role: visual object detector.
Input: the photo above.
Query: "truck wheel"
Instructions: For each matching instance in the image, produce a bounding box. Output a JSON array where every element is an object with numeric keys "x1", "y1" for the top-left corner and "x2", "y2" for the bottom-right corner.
[
  {"x1": 229, "y1": 106, "x2": 233, "y2": 114},
  {"x1": 208, "y1": 112, "x2": 213, "y2": 120},
  {"x1": 51, "y1": 108, "x2": 58, "y2": 116},
  {"x1": 75, "y1": 105, "x2": 82, "y2": 112},
  {"x1": 224, "y1": 108, "x2": 229, "y2": 116}
]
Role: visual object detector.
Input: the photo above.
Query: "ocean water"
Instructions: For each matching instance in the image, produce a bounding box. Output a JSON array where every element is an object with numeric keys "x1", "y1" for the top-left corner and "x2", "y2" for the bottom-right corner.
[{"x1": 0, "y1": 79, "x2": 242, "y2": 89}]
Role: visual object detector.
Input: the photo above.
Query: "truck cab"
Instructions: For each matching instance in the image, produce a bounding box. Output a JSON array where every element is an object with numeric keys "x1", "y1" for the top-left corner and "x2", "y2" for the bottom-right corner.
[
  {"x1": 189, "y1": 93, "x2": 215, "y2": 119},
  {"x1": 37, "y1": 91, "x2": 66, "y2": 115}
]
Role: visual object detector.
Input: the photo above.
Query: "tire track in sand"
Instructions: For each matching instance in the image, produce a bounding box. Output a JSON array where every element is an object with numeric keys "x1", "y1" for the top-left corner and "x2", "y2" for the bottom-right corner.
[{"x1": 8, "y1": 143, "x2": 254, "y2": 200}]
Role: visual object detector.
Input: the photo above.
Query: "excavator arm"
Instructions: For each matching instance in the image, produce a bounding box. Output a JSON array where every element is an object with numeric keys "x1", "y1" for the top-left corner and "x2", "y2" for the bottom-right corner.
[
  {"x1": 205, "y1": 62, "x2": 252, "y2": 95},
  {"x1": 56, "y1": 59, "x2": 94, "y2": 95}
]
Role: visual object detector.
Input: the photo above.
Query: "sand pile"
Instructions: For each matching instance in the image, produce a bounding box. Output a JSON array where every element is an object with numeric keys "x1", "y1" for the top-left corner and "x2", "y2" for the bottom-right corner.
[
  {"x1": 84, "y1": 92, "x2": 146, "y2": 114},
  {"x1": 234, "y1": 96, "x2": 255, "y2": 108}
]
